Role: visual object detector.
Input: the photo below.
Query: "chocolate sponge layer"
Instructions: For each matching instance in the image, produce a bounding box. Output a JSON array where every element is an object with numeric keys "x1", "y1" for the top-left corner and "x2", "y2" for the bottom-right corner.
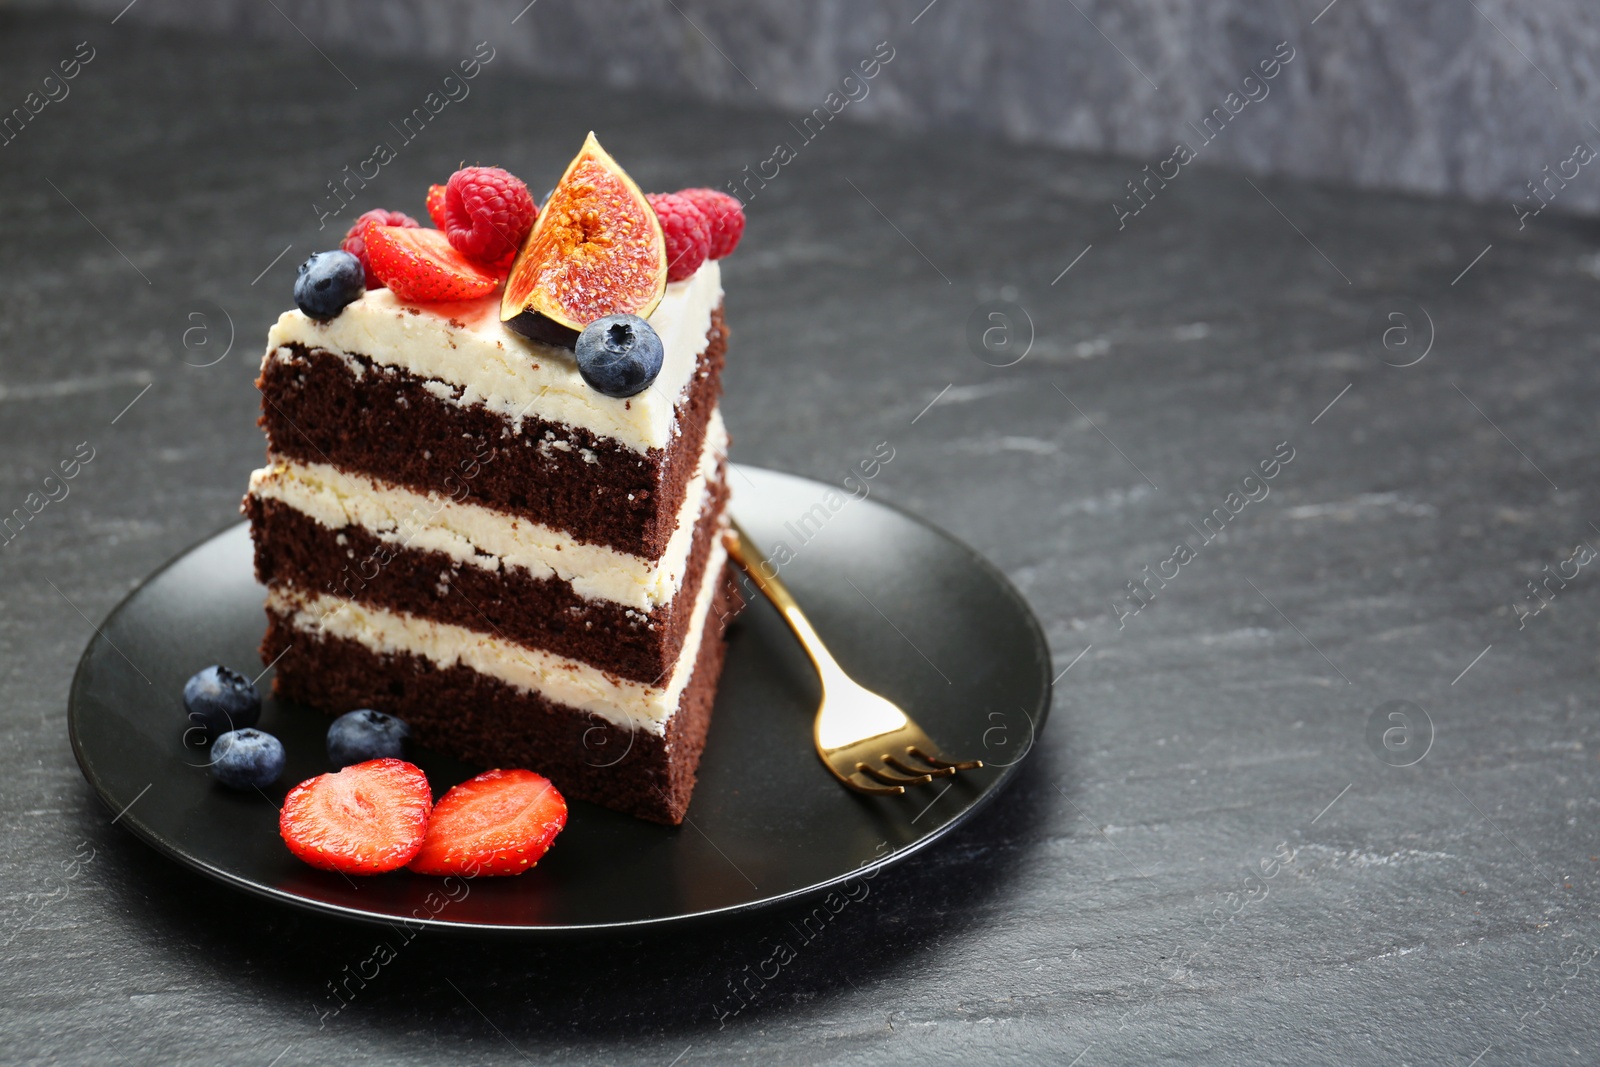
[
  {"x1": 246, "y1": 465, "x2": 729, "y2": 684},
  {"x1": 257, "y1": 306, "x2": 726, "y2": 559},
  {"x1": 264, "y1": 564, "x2": 742, "y2": 826}
]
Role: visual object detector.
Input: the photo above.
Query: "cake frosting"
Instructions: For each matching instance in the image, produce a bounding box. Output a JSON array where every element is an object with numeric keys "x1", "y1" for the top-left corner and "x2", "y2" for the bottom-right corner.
[{"x1": 264, "y1": 261, "x2": 721, "y2": 452}]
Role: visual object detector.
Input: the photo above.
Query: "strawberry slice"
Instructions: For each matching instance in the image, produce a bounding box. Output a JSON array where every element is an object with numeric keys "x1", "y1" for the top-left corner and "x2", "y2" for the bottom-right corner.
[
  {"x1": 425, "y1": 183, "x2": 449, "y2": 230},
  {"x1": 408, "y1": 768, "x2": 567, "y2": 877},
  {"x1": 279, "y1": 758, "x2": 432, "y2": 875},
  {"x1": 363, "y1": 224, "x2": 499, "y2": 303}
]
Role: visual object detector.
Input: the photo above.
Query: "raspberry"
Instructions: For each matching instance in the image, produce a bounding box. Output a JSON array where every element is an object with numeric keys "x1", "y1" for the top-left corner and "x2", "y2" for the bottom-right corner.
[
  {"x1": 676, "y1": 188, "x2": 744, "y2": 259},
  {"x1": 442, "y1": 166, "x2": 536, "y2": 267},
  {"x1": 646, "y1": 192, "x2": 711, "y2": 282},
  {"x1": 341, "y1": 209, "x2": 419, "y2": 289}
]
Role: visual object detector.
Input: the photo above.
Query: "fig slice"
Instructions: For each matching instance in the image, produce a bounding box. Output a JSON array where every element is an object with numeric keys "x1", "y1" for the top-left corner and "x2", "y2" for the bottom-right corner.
[{"x1": 500, "y1": 132, "x2": 667, "y2": 343}]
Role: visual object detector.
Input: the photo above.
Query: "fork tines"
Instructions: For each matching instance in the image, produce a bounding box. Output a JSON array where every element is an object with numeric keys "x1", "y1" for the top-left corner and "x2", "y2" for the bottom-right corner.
[{"x1": 854, "y1": 746, "x2": 983, "y2": 793}]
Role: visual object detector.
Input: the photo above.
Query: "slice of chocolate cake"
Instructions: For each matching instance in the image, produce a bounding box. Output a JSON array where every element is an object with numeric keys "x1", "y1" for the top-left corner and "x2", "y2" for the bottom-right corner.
[{"x1": 244, "y1": 141, "x2": 747, "y2": 824}]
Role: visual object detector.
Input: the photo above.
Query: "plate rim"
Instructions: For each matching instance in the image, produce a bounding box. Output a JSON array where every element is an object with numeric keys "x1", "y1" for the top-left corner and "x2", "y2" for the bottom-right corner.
[{"x1": 67, "y1": 463, "x2": 1054, "y2": 935}]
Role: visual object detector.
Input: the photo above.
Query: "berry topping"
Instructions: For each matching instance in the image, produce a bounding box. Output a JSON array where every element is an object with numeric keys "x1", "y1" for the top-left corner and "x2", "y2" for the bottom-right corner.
[
  {"x1": 676, "y1": 188, "x2": 745, "y2": 259},
  {"x1": 364, "y1": 225, "x2": 500, "y2": 303},
  {"x1": 425, "y1": 184, "x2": 449, "y2": 230},
  {"x1": 211, "y1": 728, "x2": 286, "y2": 790},
  {"x1": 326, "y1": 708, "x2": 411, "y2": 766},
  {"x1": 408, "y1": 769, "x2": 567, "y2": 877},
  {"x1": 293, "y1": 250, "x2": 366, "y2": 320},
  {"x1": 341, "y1": 209, "x2": 420, "y2": 289},
  {"x1": 279, "y1": 759, "x2": 432, "y2": 875},
  {"x1": 441, "y1": 166, "x2": 537, "y2": 267},
  {"x1": 646, "y1": 192, "x2": 711, "y2": 282},
  {"x1": 183, "y1": 665, "x2": 261, "y2": 738},
  {"x1": 574, "y1": 314, "x2": 664, "y2": 397}
]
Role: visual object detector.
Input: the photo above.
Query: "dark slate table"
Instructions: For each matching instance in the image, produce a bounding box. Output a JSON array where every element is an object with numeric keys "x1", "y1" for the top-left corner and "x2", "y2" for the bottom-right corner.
[{"x1": 3, "y1": 11, "x2": 1597, "y2": 1066}]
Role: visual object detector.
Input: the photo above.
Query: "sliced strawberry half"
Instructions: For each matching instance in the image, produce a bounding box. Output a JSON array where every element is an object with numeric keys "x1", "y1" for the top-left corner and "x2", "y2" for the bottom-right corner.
[
  {"x1": 425, "y1": 183, "x2": 449, "y2": 230},
  {"x1": 363, "y1": 224, "x2": 500, "y2": 303},
  {"x1": 408, "y1": 768, "x2": 567, "y2": 877},
  {"x1": 279, "y1": 758, "x2": 432, "y2": 875}
]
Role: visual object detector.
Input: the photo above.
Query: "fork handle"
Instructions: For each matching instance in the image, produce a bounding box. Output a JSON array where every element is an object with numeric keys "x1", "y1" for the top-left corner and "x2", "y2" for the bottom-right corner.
[{"x1": 724, "y1": 519, "x2": 851, "y2": 691}]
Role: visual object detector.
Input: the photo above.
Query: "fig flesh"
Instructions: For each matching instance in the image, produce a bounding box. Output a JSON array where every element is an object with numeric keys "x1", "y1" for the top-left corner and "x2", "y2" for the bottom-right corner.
[{"x1": 500, "y1": 132, "x2": 667, "y2": 342}]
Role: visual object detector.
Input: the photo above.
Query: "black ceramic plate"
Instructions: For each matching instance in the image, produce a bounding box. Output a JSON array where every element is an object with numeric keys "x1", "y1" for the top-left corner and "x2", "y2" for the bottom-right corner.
[{"x1": 68, "y1": 465, "x2": 1052, "y2": 933}]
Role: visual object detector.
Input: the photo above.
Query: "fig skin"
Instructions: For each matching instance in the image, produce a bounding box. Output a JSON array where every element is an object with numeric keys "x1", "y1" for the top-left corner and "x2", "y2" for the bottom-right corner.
[
  {"x1": 500, "y1": 132, "x2": 668, "y2": 332},
  {"x1": 504, "y1": 310, "x2": 580, "y2": 350}
]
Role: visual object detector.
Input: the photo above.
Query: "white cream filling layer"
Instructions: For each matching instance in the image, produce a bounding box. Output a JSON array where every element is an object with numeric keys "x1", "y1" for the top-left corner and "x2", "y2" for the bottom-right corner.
[
  {"x1": 248, "y1": 411, "x2": 726, "y2": 611},
  {"x1": 268, "y1": 536, "x2": 730, "y2": 735},
  {"x1": 264, "y1": 261, "x2": 722, "y2": 454}
]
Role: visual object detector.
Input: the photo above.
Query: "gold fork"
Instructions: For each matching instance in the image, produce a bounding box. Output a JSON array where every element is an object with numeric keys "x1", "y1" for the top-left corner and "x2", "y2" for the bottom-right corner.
[{"x1": 725, "y1": 519, "x2": 983, "y2": 796}]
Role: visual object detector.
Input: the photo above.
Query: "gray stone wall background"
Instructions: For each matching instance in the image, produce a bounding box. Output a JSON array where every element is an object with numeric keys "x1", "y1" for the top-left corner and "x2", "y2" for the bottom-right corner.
[{"x1": 12, "y1": 0, "x2": 1600, "y2": 217}]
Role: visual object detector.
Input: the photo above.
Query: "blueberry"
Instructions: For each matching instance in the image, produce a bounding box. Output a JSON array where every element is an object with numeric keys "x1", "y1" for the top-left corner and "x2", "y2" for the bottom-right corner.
[
  {"x1": 574, "y1": 314, "x2": 664, "y2": 398},
  {"x1": 211, "y1": 728, "x2": 286, "y2": 790},
  {"x1": 183, "y1": 665, "x2": 261, "y2": 738},
  {"x1": 326, "y1": 708, "x2": 412, "y2": 766},
  {"x1": 294, "y1": 250, "x2": 365, "y2": 321}
]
